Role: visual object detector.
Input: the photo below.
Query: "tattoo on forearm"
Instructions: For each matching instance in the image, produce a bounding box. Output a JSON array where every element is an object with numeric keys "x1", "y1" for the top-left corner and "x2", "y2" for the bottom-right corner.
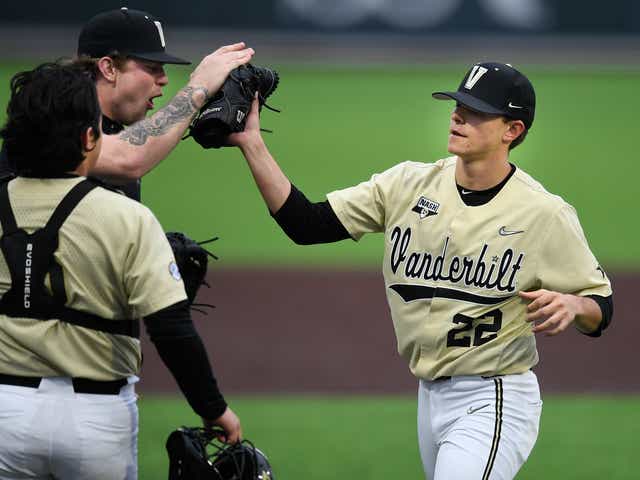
[{"x1": 119, "y1": 86, "x2": 209, "y2": 146}]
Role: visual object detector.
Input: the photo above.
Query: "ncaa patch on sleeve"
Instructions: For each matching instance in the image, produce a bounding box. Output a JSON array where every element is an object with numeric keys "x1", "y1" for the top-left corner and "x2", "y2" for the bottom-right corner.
[{"x1": 168, "y1": 261, "x2": 182, "y2": 281}]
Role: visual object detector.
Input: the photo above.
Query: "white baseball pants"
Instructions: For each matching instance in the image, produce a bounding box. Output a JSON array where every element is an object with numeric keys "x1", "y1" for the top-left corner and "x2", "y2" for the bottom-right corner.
[
  {"x1": 418, "y1": 370, "x2": 542, "y2": 480},
  {"x1": 0, "y1": 377, "x2": 138, "y2": 479}
]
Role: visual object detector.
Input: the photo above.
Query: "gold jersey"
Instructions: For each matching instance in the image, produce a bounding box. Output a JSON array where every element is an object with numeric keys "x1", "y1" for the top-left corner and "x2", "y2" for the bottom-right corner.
[
  {"x1": 0, "y1": 177, "x2": 187, "y2": 380},
  {"x1": 327, "y1": 157, "x2": 611, "y2": 380}
]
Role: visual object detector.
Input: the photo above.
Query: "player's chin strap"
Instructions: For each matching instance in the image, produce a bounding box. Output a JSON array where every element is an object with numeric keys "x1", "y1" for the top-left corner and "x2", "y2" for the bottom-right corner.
[{"x1": 190, "y1": 236, "x2": 219, "y2": 315}]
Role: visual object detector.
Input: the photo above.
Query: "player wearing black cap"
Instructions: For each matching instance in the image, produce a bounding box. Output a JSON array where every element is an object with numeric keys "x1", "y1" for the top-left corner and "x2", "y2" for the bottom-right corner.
[
  {"x1": 229, "y1": 62, "x2": 613, "y2": 479},
  {"x1": 77, "y1": 7, "x2": 192, "y2": 65},
  {"x1": 0, "y1": 7, "x2": 255, "y2": 200},
  {"x1": 0, "y1": 62, "x2": 241, "y2": 480}
]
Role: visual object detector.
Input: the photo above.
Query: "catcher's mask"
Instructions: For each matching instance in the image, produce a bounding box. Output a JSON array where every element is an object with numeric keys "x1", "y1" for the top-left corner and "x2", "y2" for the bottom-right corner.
[{"x1": 167, "y1": 427, "x2": 275, "y2": 480}]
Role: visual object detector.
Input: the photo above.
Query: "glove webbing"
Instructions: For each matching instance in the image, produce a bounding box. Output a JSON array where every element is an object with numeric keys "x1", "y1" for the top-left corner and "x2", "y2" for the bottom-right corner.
[{"x1": 191, "y1": 236, "x2": 218, "y2": 315}]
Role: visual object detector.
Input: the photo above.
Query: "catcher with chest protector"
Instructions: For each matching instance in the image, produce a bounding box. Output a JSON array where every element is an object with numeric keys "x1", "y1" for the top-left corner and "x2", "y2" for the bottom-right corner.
[{"x1": 0, "y1": 63, "x2": 239, "y2": 480}]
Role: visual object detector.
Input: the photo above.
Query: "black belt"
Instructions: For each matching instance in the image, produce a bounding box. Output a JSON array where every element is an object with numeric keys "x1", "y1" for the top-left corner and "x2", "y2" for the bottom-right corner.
[
  {"x1": 432, "y1": 374, "x2": 503, "y2": 382},
  {"x1": 0, "y1": 373, "x2": 127, "y2": 395}
]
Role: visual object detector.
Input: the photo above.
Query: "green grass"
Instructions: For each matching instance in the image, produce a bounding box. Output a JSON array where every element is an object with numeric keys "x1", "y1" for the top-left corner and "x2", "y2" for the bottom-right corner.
[
  {"x1": 140, "y1": 394, "x2": 640, "y2": 479},
  {"x1": 1, "y1": 63, "x2": 638, "y2": 267}
]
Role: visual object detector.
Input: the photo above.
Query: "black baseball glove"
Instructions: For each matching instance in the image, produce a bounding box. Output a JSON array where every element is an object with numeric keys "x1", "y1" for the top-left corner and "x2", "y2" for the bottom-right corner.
[
  {"x1": 166, "y1": 426, "x2": 275, "y2": 480},
  {"x1": 187, "y1": 63, "x2": 280, "y2": 149},
  {"x1": 166, "y1": 232, "x2": 218, "y2": 305}
]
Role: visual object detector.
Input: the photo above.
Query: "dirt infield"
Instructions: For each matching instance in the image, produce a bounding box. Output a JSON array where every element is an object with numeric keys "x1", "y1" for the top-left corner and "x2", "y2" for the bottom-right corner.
[{"x1": 139, "y1": 269, "x2": 637, "y2": 395}]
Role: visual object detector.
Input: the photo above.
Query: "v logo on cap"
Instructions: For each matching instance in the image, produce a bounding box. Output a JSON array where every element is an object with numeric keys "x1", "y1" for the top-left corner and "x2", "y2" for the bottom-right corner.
[
  {"x1": 153, "y1": 21, "x2": 166, "y2": 48},
  {"x1": 464, "y1": 66, "x2": 488, "y2": 90}
]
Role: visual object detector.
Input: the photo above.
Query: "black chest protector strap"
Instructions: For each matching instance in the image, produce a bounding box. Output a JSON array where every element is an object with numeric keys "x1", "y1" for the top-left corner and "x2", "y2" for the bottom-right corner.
[{"x1": 0, "y1": 179, "x2": 139, "y2": 338}]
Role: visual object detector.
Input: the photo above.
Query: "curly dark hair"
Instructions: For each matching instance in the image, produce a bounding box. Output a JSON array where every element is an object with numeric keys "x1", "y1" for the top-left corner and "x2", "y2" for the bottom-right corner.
[{"x1": 0, "y1": 62, "x2": 101, "y2": 176}]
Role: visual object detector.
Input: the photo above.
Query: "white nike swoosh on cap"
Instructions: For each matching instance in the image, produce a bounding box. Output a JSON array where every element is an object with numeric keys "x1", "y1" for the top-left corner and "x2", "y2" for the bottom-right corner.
[{"x1": 508, "y1": 102, "x2": 524, "y2": 109}]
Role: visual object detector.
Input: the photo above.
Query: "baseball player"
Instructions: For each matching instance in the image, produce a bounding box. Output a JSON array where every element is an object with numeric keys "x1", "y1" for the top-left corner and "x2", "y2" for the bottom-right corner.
[
  {"x1": 0, "y1": 6, "x2": 255, "y2": 199},
  {"x1": 229, "y1": 63, "x2": 613, "y2": 479},
  {"x1": 0, "y1": 63, "x2": 239, "y2": 479}
]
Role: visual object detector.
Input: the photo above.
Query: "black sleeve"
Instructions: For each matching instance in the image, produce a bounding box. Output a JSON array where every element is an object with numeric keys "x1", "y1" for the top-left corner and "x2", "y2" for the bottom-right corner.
[
  {"x1": 143, "y1": 300, "x2": 227, "y2": 419},
  {"x1": 271, "y1": 184, "x2": 352, "y2": 245},
  {"x1": 0, "y1": 144, "x2": 16, "y2": 178},
  {"x1": 583, "y1": 294, "x2": 613, "y2": 337}
]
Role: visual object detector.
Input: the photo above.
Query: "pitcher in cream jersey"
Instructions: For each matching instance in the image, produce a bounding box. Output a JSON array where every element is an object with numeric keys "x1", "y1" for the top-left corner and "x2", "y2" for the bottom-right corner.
[{"x1": 229, "y1": 62, "x2": 613, "y2": 479}]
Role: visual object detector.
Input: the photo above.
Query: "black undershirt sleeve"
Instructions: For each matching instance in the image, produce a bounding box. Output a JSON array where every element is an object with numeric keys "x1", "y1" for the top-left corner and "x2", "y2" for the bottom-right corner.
[
  {"x1": 143, "y1": 300, "x2": 227, "y2": 419},
  {"x1": 583, "y1": 294, "x2": 613, "y2": 338},
  {"x1": 0, "y1": 144, "x2": 15, "y2": 178},
  {"x1": 271, "y1": 184, "x2": 351, "y2": 244}
]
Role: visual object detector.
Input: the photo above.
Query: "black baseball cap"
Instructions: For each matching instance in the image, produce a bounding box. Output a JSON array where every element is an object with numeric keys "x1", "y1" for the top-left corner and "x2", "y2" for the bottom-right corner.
[
  {"x1": 432, "y1": 62, "x2": 535, "y2": 129},
  {"x1": 77, "y1": 7, "x2": 190, "y2": 65}
]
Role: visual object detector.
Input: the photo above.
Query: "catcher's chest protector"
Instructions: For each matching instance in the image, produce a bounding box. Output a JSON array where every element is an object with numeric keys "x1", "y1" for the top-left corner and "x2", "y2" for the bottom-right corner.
[{"x1": 0, "y1": 178, "x2": 138, "y2": 338}]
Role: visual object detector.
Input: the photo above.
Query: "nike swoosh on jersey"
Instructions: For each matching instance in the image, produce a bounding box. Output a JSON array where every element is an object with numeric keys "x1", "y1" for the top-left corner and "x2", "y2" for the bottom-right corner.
[
  {"x1": 467, "y1": 403, "x2": 491, "y2": 415},
  {"x1": 498, "y1": 226, "x2": 524, "y2": 236},
  {"x1": 461, "y1": 189, "x2": 473, "y2": 195}
]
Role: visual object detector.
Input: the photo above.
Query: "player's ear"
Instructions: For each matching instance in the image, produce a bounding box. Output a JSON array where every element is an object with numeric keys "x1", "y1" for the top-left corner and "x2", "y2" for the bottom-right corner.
[
  {"x1": 81, "y1": 126, "x2": 99, "y2": 153},
  {"x1": 503, "y1": 119, "x2": 525, "y2": 145},
  {"x1": 96, "y1": 56, "x2": 119, "y2": 83}
]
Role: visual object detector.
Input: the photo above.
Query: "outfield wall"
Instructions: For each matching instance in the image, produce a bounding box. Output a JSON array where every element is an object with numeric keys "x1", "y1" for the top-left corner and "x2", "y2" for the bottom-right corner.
[{"x1": 2, "y1": 0, "x2": 640, "y2": 34}]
